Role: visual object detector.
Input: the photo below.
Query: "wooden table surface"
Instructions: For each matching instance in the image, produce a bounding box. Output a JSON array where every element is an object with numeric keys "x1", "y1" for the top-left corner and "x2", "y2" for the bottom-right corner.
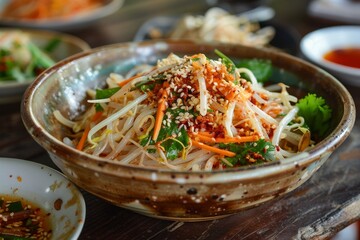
[{"x1": 1, "y1": 0, "x2": 360, "y2": 239}]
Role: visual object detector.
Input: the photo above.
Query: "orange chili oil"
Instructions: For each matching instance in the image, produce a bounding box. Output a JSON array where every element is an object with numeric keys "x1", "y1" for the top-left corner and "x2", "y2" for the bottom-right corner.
[{"x1": 323, "y1": 47, "x2": 360, "y2": 68}]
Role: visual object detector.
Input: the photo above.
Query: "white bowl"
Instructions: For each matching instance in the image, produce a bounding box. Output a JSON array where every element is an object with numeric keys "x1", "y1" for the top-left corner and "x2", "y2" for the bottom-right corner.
[
  {"x1": 300, "y1": 25, "x2": 360, "y2": 86},
  {"x1": 0, "y1": 157, "x2": 86, "y2": 240}
]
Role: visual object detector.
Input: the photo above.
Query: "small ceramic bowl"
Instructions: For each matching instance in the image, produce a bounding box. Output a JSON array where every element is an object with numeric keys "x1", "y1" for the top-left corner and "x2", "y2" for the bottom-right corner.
[
  {"x1": 300, "y1": 25, "x2": 360, "y2": 86},
  {"x1": 0, "y1": 28, "x2": 90, "y2": 104},
  {"x1": 21, "y1": 40, "x2": 355, "y2": 221},
  {"x1": 0, "y1": 157, "x2": 86, "y2": 239}
]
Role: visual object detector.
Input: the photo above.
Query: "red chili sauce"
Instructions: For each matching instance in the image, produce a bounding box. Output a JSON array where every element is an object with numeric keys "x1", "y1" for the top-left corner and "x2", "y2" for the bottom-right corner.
[
  {"x1": 323, "y1": 47, "x2": 360, "y2": 68},
  {"x1": 0, "y1": 195, "x2": 52, "y2": 239}
]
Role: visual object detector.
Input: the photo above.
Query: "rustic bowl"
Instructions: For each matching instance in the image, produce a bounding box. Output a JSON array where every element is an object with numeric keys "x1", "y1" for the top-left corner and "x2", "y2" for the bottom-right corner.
[{"x1": 21, "y1": 40, "x2": 355, "y2": 221}]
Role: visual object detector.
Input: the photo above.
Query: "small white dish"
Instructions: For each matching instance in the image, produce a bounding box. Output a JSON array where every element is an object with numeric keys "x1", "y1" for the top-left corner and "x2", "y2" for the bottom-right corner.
[
  {"x1": 0, "y1": 157, "x2": 86, "y2": 240},
  {"x1": 300, "y1": 25, "x2": 360, "y2": 86}
]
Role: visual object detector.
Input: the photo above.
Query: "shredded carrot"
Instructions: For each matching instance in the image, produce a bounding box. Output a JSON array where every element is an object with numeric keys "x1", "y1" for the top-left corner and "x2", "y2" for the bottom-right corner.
[
  {"x1": 216, "y1": 136, "x2": 258, "y2": 143},
  {"x1": 152, "y1": 88, "x2": 168, "y2": 141},
  {"x1": 193, "y1": 133, "x2": 258, "y2": 144},
  {"x1": 76, "y1": 111, "x2": 103, "y2": 151},
  {"x1": 117, "y1": 75, "x2": 139, "y2": 87},
  {"x1": 91, "y1": 111, "x2": 103, "y2": 122},
  {"x1": 196, "y1": 131, "x2": 215, "y2": 137},
  {"x1": 76, "y1": 124, "x2": 90, "y2": 151},
  {"x1": 191, "y1": 139, "x2": 236, "y2": 157},
  {"x1": 1, "y1": 0, "x2": 103, "y2": 20}
]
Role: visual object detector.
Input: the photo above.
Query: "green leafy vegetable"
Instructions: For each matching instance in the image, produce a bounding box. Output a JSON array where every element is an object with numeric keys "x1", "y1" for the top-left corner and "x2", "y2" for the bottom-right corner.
[
  {"x1": 0, "y1": 31, "x2": 61, "y2": 83},
  {"x1": 27, "y1": 43, "x2": 55, "y2": 69},
  {"x1": 95, "y1": 87, "x2": 120, "y2": 99},
  {"x1": 296, "y1": 93, "x2": 332, "y2": 139},
  {"x1": 8, "y1": 201, "x2": 23, "y2": 212},
  {"x1": 215, "y1": 49, "x2": 236, "y2": 74},
  {"x1": 0, "y1": 235, "x2": 32, "y2": 240},
  {"x1": 95, "y1": 87, "x2": 120, "y2": 111},
  {"x1": 44, "y1": 37, "x2": 61, "y2": 53},
  {"x1": 236, "y1": 58, "x2": 272, "y2": 83},
  {"x1": 219, "y1": 139, "x2": 275, "y2": 167},
  {"x1": 140, "y1": 108, "x2": 190, "y2": 160}
]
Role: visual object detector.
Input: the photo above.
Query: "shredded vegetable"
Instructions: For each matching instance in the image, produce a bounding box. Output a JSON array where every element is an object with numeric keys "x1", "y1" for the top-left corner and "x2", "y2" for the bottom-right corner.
[
  {"x1": 167, "y1": 8, "x2": 275, "y2": 47},
  {"x1": 54, "y1": 52, "x2": 331, "y2": 171}
]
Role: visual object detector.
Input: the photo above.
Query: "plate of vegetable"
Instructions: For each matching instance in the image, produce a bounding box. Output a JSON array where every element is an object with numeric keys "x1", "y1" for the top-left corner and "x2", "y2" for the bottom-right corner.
[
  {"x1": 0, "y1": 0, "x2": 124, "y2": 30},
  {"x1": 0, "y1": 157, "x2": 86, "y2": 240},
  {"x1": 21, "y1": 40, "x2": 355, "y2": 220},
  {"x1": 0, "y1": 29, "x2": 90, "y2": 103}
]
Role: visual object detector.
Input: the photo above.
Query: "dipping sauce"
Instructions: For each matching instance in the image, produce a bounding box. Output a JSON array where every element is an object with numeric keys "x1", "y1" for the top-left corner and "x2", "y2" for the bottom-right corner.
[
  {"x1": 323, "y1": 47, "x2": 360, "y2": 68},
  {"x1": 0, "y1": 195, "x2": 52, "y2": 239}
]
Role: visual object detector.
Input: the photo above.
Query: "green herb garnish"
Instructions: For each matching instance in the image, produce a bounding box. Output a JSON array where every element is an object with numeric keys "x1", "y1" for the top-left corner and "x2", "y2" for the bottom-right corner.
[
  {"x1": 8, "y1": 201, "x2": 23, "y2": 212},
  {"x1": 236, "y1": 58, "x2": 272, "y2": 83},
  {"x1": 219, "y1": 139, "x2": 275, "y2": 167},
  {"x1": 296, "y1": 93, "x2": 332, "y2": 139},
  {"x1": 95, "y1": 87, "x2": 120, "y2": 111}
]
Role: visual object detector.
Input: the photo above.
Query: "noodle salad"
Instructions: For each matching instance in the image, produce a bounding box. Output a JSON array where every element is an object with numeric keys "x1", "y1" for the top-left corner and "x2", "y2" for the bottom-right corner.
[{"x1": 54, "y1": 51, "x2": 332, "y2": 171}]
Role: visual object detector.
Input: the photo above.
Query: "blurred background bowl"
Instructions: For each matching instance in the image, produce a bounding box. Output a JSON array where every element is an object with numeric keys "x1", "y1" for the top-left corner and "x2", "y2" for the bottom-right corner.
[
  {"x1": 21, "y1": 40, "x2": 355, "y2": 221},
  {"x1": 0, "y1": 157, "x2": 86, "y2": 240},
  {"x1": 300, "y1": 25, "x2": 360, "y2": 86},
  {"x1": 0, "y1": 28, "x2": 90, "y2": 104},
  {"x1": 0, "y1": 0, "x2": 124, "y2": 30}
]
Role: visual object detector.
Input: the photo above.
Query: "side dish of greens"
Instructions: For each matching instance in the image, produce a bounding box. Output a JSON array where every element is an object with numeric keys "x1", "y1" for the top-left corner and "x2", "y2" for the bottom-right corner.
[{"x1": 0, "y1": 31, "x2": 59, "y2": 83}]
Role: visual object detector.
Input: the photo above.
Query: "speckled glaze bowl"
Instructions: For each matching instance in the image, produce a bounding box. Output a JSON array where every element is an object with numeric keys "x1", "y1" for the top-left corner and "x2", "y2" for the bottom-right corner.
[{"x1": 21, "y1": 40, "x2": 355, "y2": 221}]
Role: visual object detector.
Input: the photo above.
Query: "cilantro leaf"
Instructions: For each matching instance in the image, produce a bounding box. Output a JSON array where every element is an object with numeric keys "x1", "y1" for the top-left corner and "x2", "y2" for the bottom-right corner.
[
  {"x1": 96, "y1": 87, "x2": 120, "y2": 99},
  {"x1": 236, "y1": 58, "x2": 272, "y2": 83},
  {"x1": 94, "y1": 87, "x2": 120, "y2": 111},
  {"x1": 219, "y1": 139, "x2": 275, "y2": 167},
  {"x1": 296, "y1": 93, "x2": 332, "y2": 139}
]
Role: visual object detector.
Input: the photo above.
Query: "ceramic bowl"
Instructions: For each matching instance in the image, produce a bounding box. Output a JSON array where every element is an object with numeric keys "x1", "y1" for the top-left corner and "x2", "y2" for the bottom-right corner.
[
  {"x1": 21, "y1": 40, "x2": 355, "y2": 221},
  {"x1": 300, "y1": 25, "x2": 360, "y2": 86},
  {"x1": 0, "y1": 28, "x2": 90, "y2": 104},
  {"x1": 0, "y1": 157, "x2": 86, "y2": 239}
]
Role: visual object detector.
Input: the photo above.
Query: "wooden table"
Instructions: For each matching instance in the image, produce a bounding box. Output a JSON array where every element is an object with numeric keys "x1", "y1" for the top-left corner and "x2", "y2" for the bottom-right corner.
[{"x1": 1, "y1": 0, "x2": 360, "y2": 239}]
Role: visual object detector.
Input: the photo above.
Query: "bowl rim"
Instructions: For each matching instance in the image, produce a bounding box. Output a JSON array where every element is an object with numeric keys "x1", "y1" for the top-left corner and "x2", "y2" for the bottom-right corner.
[
  {"x1": 300, "y1": 25, "x2": 360, "y2": 75},
  {"x1": 0, "y1": 157, "x2": 86, "y2": 239},
  {"x1": 21, "y1": 40, "x2": 356, "y2": 176}
]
